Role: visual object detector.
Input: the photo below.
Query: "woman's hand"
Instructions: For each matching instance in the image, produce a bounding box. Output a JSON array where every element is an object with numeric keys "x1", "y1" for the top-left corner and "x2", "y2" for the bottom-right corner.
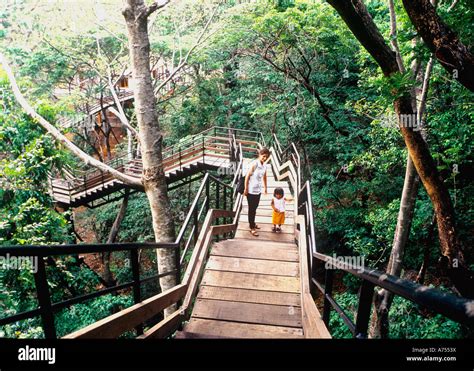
[
  {"x1": 244, "y1": 188, "x2": 248, "y2": 196},
  {"x1": 264, "y1": 187, "x2": 268, "y2": 195}
]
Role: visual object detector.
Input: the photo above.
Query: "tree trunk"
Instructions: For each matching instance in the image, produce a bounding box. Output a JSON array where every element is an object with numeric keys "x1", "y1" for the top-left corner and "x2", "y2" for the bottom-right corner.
[
  {"x1": 102, "y1": 191, "x2": 130, "y2": 287},
  {"x1": 370, "y1": 1, "x2": 422, "y2": 338},
  {"x1": 401, "y1": 0, "x2": 474, "y2": 92},
  {"x1": 327, "y1": 0, "x2": 474, "y2": 299},
  {"x1": 122, "y1": 0, "x2": 177, "y2": 315}
]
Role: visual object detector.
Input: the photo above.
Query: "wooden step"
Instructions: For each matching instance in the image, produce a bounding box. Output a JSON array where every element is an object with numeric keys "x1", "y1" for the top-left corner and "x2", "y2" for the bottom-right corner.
[
  {"x1": 238, "y1": 215, "x2": 295, "y2": 225},
  {"x1": 205, "y1": 255, "x2": 299, "y2": 277},
  {"x1": 241, "y1": 207, "x2": 295, "y2": 217},
  {"x1": 191, "y1": 299, "x2": 302, "y2": 328},
  {"x1": 210, "y1": 241, "x2": 298, "y2": 262},
  {"x1": 180, "y1": 318, "x2": 304, "y2": 339},
  {"x1": 197, "y1": 286, "x2": 301, "y2": 307},
  {"x1": 201, "y1": 270, "x2": 300, "y2": 293},
  {"x1": 233, "y1": 230, "x2": 295, "y2": 242},
  {"x1": 237, "y1": 222, "x2": 294, "y2": 235}
]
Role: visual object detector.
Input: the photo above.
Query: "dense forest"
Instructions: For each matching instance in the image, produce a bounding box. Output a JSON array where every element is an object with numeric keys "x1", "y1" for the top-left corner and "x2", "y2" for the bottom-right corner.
[{"x1": 0, "y1": 0, "x2": 472, "y2": 340}]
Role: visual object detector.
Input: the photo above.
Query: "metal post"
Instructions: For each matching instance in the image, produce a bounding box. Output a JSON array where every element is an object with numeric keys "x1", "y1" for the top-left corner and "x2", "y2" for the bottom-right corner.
[
  {"x1": 130, "y1": 249, "x2": 143, "y2": 335},
  {"x1": 205, "y1": 178, "x2": 210, "y2": 212},
  {"x1": 223, "y1": 186, "x2": 228, "y2": 237},
  {"x1": 354, "y1": 280, "x2": 375, "y2": 339},
  {"x1": 322, "y1": 268, "x2": 334, "y2": 328},
  {"x1": 193, "y1": 206, "x2": 199, "y2": 245},
  {"x1": 216, "y1": 181, "x2": 220, "y2": 242},
  {"x1": 174, "y1": 243, "x2": 181, "y2": 285},
  {"x1": 33, "y1": 257, "x2": 56, "y2": 339},
  {"x1": 202, "y1": 136, "x2": 205, "y2": 164}
]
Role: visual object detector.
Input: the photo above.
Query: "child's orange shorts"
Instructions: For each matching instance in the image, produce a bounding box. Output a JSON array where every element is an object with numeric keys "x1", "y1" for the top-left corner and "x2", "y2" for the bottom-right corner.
[{"x1": 272, "y1": 211, "x2": 285, "y2": 225}]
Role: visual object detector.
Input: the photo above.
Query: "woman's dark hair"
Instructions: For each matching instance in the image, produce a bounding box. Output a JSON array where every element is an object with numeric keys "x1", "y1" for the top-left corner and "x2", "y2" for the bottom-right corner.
[
  {"x1": 273, "y1": 187, "x2": 284, "y2": 197},
  {"x1": 258, "y1": 147, "x2": 271, "y2": 157}
]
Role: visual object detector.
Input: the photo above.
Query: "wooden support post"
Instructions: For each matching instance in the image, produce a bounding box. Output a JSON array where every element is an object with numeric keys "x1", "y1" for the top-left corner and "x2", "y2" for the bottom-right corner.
[{"x1": 33, "y1": 257, "x2": 56, "y2": 339}]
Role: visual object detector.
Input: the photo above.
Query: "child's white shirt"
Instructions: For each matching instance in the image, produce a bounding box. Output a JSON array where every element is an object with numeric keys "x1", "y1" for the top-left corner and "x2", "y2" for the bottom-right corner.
[{"x1": 273, "y1": 197, "x2": 286, "y2": 213}]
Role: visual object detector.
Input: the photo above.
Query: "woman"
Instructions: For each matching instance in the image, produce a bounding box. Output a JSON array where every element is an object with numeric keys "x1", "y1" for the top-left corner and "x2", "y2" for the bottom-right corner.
[{"x1": 244, "y1": 147, "x2": 270, "y2": 236}]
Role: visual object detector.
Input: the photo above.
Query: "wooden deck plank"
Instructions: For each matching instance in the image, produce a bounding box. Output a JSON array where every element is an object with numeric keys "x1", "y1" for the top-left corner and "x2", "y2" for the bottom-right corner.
[
  {"x1": 181, "y1": 318, "x2": 304, "y2": 338},
  {"x1": 201, "y1": 270, "x2": 300, "y2": 293},
  {"x1": 238, "y1": 215, "x2": 295, "y2": 225},
  {"x1": 210, "y1": 242, "x2": 298, "y2": 262},
  {"x1": 241, "y1": 207, "x2": 295, "y2": 217},
  {"x1": 197, "y1": 286, "x2": 301, "y2": 307},
  {"x1": 191, "y1": 299, "x2": 302, "y2": 328},
  {"x1": 236, "y1": 222, "x2": 294, "y2": 234},
  {"x1": 205, "y1": 255, "x2": 299, "y2": 277},
  {"x1": 233, "y1": 230, "x2": 295, "y2": 242},
  {"x1": 215, "y1": 239, "x2": 297, "y2": 250}
]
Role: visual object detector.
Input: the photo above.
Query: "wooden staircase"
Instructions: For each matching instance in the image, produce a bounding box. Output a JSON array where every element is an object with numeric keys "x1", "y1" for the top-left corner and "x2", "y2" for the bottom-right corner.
[
  {"x1": 58, "y1": 128, "x2": 332, "y2": 340},
  {"x1": 49, "y1": 130, "x2": 259, "y2": 208},
  {"x1": 174, "y1": 159, "x2": 330, "y2": 338}
]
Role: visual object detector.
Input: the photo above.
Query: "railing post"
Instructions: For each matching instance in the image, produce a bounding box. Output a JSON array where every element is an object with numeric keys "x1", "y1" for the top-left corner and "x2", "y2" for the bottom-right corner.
[
  {"x1": 223, "y1": 186, "x2": 227, "y2": 237},
  {"x1": 130, "y1": 249, "x2": 143, "y2": 336},
  {"x1": 193, "y1": 206, "x2": 199, "y2": 246},
  {"x1": 216, "y1": 181, "x2": 220, "y2": 241},
  {"x1": 33, "y1": 257, "x2": 56, "y2": 339},
  {"x1": 322, "y1": 268, "x2": 334, "y2": 329},
  {"x1": 202, "y1": 136, "x2": 205, "y2": 164},
  {"x1": 174, "y1": 243, "x2": 181, "y2": 285},
  {"x1": 354, "y1": 280, "x2": 375, "y2": 339},
  {"x1": 179, "y1": 146, "x2": 182, "y2": 171},
  {"x1": 205, "y1": 177, "x2": 210, "y2": 212}
]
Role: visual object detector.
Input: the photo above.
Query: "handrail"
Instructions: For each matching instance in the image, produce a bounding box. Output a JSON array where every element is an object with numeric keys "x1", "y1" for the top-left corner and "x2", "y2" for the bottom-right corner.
[
  {"x1": 272, "y1": 133, "x2": 474, "y2": 338},
  {"x1": 1, "y1": 169, "x2": 238, "y2": 339},
  {"x1": 49, "y1": 126, "x2": 262, "y2": 206},
  {"x1": 313, "y1": 252, "x2": 474, "y2": 327}
]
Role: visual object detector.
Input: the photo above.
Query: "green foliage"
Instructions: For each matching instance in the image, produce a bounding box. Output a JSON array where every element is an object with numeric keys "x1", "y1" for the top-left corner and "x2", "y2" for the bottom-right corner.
[{"x1": 329, "y1": 291, "x2": 463, "y2": 339}]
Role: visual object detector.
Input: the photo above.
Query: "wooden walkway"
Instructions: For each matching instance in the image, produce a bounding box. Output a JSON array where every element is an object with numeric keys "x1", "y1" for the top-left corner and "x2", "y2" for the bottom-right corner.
[{"x1": 176, "y1": 161, "x2": 328, "y2": 338}]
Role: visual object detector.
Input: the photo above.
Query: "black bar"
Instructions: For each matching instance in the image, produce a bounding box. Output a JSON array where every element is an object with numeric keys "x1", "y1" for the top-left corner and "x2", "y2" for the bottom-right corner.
[
  {"x1": 216, "y1": 181, "x2": 220, "y2": 242},
  {"x1": 0, "y1": 242, "x2": 177, "y2": 256},
  {"x1": 325, "y1": 292, "x2": 356, "y2": 335},
  {"x1": 223, "y1": 186, "x2": 227, "y2": 237},
  {"x1": 322, "y1": 268, "x2": 333, "y2": 328},
  {"x1": 33, "y1": 257, "x2": 56, "y2": 339},
  {"x1": 216, "y1": 182, "x2": 220, "y2": 211},
  {"x1": 130, "y1": 249, "x2": 143, "y2": 336},
  {"x1": 193, "y1": 206, "x2": 199, "y2": 245},
  {"x1": 205, "y1": 177, "x2": 210, "y2": 212},
  {"x1": 313, "y1": 252, "x2": 474, "y2": 326},
  {"x1": 0, "y1": 308, "x2": 42, "y2": 326},
  {"x1": 354, "y1": 280, "x2": 375, "y2": 339},
  {"x1": 174, "y1": 243, "x2": 181, "y2": 285}
]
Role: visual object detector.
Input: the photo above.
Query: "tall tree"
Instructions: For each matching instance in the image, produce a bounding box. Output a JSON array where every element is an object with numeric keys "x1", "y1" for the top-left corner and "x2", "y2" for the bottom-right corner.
[
  {"x1": 326, "y1": 0, "x2": 474, "y2": 298},
  {"x1": 121, "y1": 0, "x2": 177, "y2": 312}
]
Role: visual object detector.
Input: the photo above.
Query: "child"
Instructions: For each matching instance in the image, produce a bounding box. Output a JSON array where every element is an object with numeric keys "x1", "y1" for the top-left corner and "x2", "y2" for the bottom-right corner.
[{"x1": 271, "y1": 187, "x2": 291, "y2": 232}]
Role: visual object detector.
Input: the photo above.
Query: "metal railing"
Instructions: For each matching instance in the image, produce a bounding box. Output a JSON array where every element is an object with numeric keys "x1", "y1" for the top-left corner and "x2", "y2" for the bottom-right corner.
[
  {"x1": 49, "y1": 126, "x2": 261, "y2": 206},
  {"x1": 0, "y1": 172, "x2": 238, "y2": 339},
  {"x1": 271, "y1": 134, "x2": 474, "y2": 338}
]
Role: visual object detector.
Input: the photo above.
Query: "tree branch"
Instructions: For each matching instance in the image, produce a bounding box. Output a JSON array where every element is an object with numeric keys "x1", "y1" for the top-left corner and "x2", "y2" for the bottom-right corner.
[
  {"x1": 401, "y1": 0, "x2": 474, "y2": 91},
  {"x1": 0, "y1": 53, "x2": 143, "y2": 190}
]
